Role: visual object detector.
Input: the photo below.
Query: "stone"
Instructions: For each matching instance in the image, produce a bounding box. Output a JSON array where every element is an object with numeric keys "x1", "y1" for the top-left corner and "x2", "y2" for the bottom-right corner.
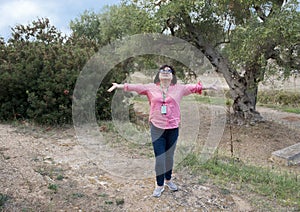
[{"x1": 271, "y1": 143, "x2": 300, "y2": 166}]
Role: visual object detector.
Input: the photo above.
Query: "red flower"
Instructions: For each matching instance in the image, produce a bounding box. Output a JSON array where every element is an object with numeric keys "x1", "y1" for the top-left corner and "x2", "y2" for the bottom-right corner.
[{"x1": 63, "y1": 89, "x2": 69, "y2": 95}]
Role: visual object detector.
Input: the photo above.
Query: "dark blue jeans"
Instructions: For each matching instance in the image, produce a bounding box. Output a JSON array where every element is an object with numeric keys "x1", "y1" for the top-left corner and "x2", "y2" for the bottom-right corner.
[{"x1": 150, "y1": 123, "x2": 179, "y2": 186}]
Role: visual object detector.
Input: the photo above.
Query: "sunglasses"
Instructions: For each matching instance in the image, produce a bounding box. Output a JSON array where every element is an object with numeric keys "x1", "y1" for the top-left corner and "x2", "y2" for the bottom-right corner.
[{"x1": 159, "y1": 69, "x2": 173, "y2": 73}]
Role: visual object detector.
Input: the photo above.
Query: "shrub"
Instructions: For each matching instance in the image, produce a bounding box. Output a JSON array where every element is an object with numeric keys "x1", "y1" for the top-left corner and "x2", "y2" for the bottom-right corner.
[
  {"x1": 0, "y1": 19, "x2": 97, "y2": 124},
  {"x1": 258, "y1": 90, "x2": 300, "y2": 107}
]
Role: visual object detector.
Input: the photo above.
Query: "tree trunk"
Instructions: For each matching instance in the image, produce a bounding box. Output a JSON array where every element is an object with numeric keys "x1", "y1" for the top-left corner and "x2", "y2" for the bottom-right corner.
[
  {"x1": 229, "y1": 67, "x2": 263, "y2": 125},
  {"x1": 195, "y1": 42, "x2": 263, "y2": 125},
  {"x1": 199, "y1": 43, "x2": 264, "y2": 124}
]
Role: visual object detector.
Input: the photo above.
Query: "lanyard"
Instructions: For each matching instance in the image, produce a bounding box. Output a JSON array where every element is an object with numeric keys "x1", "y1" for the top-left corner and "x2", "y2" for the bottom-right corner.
[{"x1": 160, "y1": 84, "x2": 169, "y2": 103}]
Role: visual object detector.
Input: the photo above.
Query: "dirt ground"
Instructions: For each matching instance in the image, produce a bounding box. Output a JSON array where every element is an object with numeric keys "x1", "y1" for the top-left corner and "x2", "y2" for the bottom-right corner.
[
  {"x1": 1, "y1": 75, "x2": 300, "y2": 211},
  {"x1": 1, "y1": 102, "x2": 300, "y2": 211}
]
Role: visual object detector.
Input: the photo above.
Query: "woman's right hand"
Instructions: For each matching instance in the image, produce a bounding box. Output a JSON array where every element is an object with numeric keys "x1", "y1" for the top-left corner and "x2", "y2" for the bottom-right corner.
[
  {"x1": 107, "y1": 83, "x2": 118, "y2": 92},
  {"x1": 107, "y1": 83, "x2": 123, "y2": 92}
]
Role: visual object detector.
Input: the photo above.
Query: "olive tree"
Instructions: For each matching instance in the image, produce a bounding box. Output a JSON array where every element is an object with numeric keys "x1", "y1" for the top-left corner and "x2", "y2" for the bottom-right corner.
[{"x1": 130, "y1": 0, "x2": 300, "y2": 124}]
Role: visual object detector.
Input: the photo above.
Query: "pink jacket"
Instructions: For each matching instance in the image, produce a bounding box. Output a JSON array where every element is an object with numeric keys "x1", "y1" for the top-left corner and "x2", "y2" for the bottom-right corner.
[{"x1": 124, "y1": 82, "x2": 203, "y2": 129}]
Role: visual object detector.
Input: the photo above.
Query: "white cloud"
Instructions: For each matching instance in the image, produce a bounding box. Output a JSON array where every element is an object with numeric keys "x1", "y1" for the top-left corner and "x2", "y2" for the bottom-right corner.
[
  {"x1": 0, "y1": 0, "x2": 59, "y2": 38},
  {"x1": 4, "y1": 1, "x2": 41, "y2": 19},
  {"x1": 0, "y1": 0, "x2": 121, "y2": 40}
]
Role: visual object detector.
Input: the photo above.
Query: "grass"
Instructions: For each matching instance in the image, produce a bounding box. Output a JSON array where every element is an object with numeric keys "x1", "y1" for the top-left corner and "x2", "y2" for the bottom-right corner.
[
  {"x1": 0, "y1": 193, "x2": 9, "y2": 209},
  {"x1": 194, "y1": 92, "x2": 300, "y2": 114},
  {"x1": 98, "y1": 192, "x2": 124, "y2": 207},
  {"x1": 282, "y1": 107, "x2": 300, "y2": 114},
  {"x1": 257, "y1": 90, "x2": 300, "y2": 114},
  {"x1": 34, "y1": 166, "x2": 65, "y2": 181},
  {"x1": 98, "y1": 120, "x2": 153, "y2": 158},
  {"x1": 257, "y1": 103, "x2": 300, "y2": 114},
  {"x1": 193, "y1": 95, "x2": 228, "y2": 106},
  {"x1": 178, "y1": 153, "x2": 300, "y2": 208},
  {"x1": 48, "y1": 184, "x2": 58, "y2": 193},
  {"x1": 72, "y1": 193, "x2": 85, "y2": 199}
]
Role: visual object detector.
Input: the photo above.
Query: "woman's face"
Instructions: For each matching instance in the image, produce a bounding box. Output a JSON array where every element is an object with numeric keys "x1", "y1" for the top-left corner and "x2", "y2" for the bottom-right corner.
[{"x1": 159, "y1": 67, "x2": 173, "y2": 81}]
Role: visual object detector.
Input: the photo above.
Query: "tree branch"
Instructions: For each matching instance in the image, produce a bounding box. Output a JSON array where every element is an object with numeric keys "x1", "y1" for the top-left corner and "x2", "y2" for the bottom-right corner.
[
  {"x1": 268, "y1": 48, "x2": 300, "y2": 70},
  {"x1": 267, "y1": 0, "x2": 285, "y2": 18},
  {"x1": 254, "y1": 6, "x2": 267, "y2": 22},
  {"x1": 180, "y1": 11, "x2": 242, "y2": 88},
  {"x1": 215, "y1": 40, "x2": 230, "y2": 48}
]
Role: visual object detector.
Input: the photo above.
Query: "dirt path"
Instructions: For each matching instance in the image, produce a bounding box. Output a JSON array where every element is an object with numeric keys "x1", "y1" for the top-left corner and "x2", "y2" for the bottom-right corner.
[
  {"x1": 0, "y1": 123, "x2": 248, "y2": 211},
  {"x1": 1, "y1": 105, "x2": 300, "y2": 211},
  {"x1": 258, "y1": 106, "x2": 300, "y2": 131}
]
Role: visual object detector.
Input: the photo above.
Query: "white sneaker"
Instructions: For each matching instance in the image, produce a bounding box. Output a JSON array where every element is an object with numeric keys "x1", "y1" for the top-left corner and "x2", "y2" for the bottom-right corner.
[
  {"x1": 165, "y1": 181, "x2": 178, "y2": 191},
  {"x1": 152, "y1": 186, "x2": 165, "y2": 197}
]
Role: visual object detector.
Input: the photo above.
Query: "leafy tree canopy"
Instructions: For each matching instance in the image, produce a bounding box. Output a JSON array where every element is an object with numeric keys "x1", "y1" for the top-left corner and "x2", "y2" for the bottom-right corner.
[{"x1": 70, "y1": 3, "x2": 160, "y2": 46}]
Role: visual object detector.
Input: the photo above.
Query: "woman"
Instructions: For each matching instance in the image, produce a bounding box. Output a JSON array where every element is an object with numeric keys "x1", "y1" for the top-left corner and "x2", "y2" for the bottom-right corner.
[{"x1": 108, "y1": 65, "x2": 217, "y2": 197}]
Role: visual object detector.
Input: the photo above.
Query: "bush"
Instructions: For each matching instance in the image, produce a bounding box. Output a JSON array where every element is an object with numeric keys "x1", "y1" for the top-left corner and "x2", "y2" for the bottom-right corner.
[
  {"x1": 0, "y1": 18, "x2": 129, "y2": 125},
  {"x1": 258, "y1": 90, "x2": 300, "y2": 107},
  {"x1": 0, "y1": 19, "x2": 97, "y2": 125}
]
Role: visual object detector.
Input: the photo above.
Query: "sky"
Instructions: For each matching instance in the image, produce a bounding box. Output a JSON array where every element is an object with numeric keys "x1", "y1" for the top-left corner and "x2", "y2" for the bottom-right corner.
[{"x1": 0, "y1": 0, "x2": 122, "y2": 41}]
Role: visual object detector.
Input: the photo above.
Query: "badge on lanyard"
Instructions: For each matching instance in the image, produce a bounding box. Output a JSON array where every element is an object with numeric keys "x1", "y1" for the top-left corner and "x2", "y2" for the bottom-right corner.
[{"x1": 161, "y1": 104, "x2": 167, "y2": 115}]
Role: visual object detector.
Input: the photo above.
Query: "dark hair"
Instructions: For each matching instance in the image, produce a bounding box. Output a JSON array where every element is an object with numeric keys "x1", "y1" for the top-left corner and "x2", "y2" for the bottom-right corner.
[{"x1": 153, "y1": 65, "x2": 177, "y2": 85}]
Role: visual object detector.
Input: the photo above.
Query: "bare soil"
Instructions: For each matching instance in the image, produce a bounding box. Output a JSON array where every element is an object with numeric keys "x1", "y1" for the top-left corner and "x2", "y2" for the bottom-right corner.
[
  {"x1": 1, "y1": 104, "x2": 300, "y2": 211},
  {"x1": 1, "y1": 74, "x2": 300, "y2": 211}
]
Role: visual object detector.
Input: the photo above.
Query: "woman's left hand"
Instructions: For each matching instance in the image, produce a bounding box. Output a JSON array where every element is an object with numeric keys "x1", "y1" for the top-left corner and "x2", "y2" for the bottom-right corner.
[{"x1": 209, "y1": 80, "x2": 219, "y2": 91}]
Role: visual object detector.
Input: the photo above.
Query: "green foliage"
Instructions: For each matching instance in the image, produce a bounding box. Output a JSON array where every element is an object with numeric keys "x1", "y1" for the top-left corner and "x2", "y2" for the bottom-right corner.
[
  {"x1": 0, "y1": 193, "x2": 9, "y2": 208},
  {"x1": 116, "y1": 198, "x2": 125, "y2": 205},
  {"x1": 70, "y1": 10, "x2": 102, "y2": 43},
  {"x1": 70, "y1": 4, "x2": 160, "y2": 46},
  {"x1": 56, "y1": 174, "x2": 64, "y2": 181},
  {"x1": 258, "y1": 90, "x2": 300, "y2": 107},
  {"x1": 95, "y1": 65, "x2": 128, "y2": 120},
  {"x1": 0, "y1": 18, "x2": 97, "y2": 124},
  {"x1": 48, "y1": 184, "x2": 58, "y2": 192},
  {"x1": 281, "y1": 107, "x2": 300, "y2": 114},
  {"x1": 180, "y1": 155, "x2": 300, "y2": 207},
  {"x1": 221, "y1": 0, "x2": 300, "y2": 74},
  {"x1": 72, "y1": 193, "x2": 85, "y2": 199},
  {"x1": 147, "y1": 0, "x2": 224, "y2": 43}
]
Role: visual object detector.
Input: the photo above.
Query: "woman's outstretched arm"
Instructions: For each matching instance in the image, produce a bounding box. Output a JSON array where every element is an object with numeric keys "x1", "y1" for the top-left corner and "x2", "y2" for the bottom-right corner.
[{"x1": 108, "y1": 83, "x2": 150, "y2": 95}]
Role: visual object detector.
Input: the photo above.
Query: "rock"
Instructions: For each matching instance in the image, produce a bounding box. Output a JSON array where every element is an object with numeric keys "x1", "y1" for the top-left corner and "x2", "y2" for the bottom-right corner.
[{"x1": 271, "y1": 143, "x2": 300, "y2": 166}]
